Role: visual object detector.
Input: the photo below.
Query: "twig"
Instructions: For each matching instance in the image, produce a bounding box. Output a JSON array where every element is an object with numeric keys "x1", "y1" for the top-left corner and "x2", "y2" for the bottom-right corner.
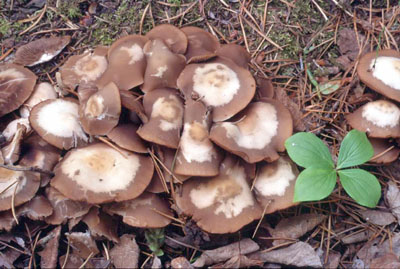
[
  {"x1": 0, "y1": 164, "x2": 54, "y2": 177},
  {"x1": 19, "y1": 4, "x2": 47, "y2": 36}
]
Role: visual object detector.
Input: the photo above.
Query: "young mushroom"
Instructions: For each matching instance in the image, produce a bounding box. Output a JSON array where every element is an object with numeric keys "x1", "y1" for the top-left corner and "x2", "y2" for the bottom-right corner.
[
  {"x1": 107, "y1": 124, "x2": 147, "y2": 154},
  {"x1": 19, "y1": 82, "x2": 58, "y2": 118},
  {"x1": 368, "y1": 138, "x2": 400, "y2": 164},
  {"x1": 216, "y1": 44, "x2": 251, "y2": 69},
  {"x1": 145, "y1": 24, "x2": 188, "y2": 54}
]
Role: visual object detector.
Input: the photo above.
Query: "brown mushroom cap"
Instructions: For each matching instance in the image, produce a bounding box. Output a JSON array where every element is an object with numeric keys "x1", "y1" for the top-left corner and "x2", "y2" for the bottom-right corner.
[
  {"x1": 177, "y1": 57, "x2": 256, "y2": 122},
  {"x1": 176, "y1": 155, "x2": 262, "y2": 234},
  {"x1": 82, "y1": 207, "x2": 119, "y2": 242},
  {"x1": 346, "y1": 100, "x2": 400, "y2": 138},
  {"x1": 14, "y1": 36, "x2": 71, "y2": 66},
  {"x1": 29, "y1": 98, "x2": 88, "y2": 150},
  {"x1": 357, "y1": 49, "x2": 400, "y2": 102},
  {"x1": 216, "y1": 44, "x2": 251, "y2": 69},
  {"x1": 119, "y1": 89, "x2": 148, "y2": 123},
  {"x1": 2, "y1": 118, "x2": 31, "y2": 142},
  {"x1": 180, "y1": 26, "x2": 220, "y2": 63},
  {"x1": 96, "y1": 35, "x2": 148, "y2": 90},
  {"x1": 107, "y1": 123, "x2": 147, "y2": 153},
  {"x1": 51, "y1": 143, "x2": 154, "y2": 204},
  {"x1": 1, "y1": 121, "x2": 26, "y2": 164},
  {"x1": 145, "y1": 24, "x2": 188, "y2": 54},
  {"x1": 19, "y1": 82, "x2": 58, "y2": 118},
  {"x1": 137, "y1": 88, "x2": 184, "y2": 148},
  {"x1": 78, "y1": 82, "x2": 121, "y2": 135},
  {"x1": 253, "y1": 156, "x2": 299, "y2": 213},
  {"x1": 103, "y1": 192, "x2": 172, "y2": 228},
  {"x1": 0, "y1": 63, "x2": 37, "y2": 117},
  {"x1": 369, "y1": 138, "x2": 400, "y2": 164},
  {"x1": 210, "y1": 98, "x2": 293, "y2": 163},
  {"x1": 256, "y1": 77, "x2": 275, "y2": 99}
]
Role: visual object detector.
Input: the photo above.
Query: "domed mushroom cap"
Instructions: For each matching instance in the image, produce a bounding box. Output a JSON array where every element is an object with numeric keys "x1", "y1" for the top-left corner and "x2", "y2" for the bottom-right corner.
[
  {"x1": 256, "y1": 77, "x2": 275, "y2": 99},
  {"x1": 180, "y1": 26, "x2": 220, "y2": 63},
  {"x1": 369, "y1": 138, "x2": 400, "y2": 164},
  {"x1": 0, "y1": 63, "x2": 37, "y2": 117},
  {"x1": 145, "y1": 24, "x2": 188, "y2": 54},
  {"x1": 346, "y1": 100, "x2": 400, "y2": 138},
  {"x1": 177, "y1": 57, "x2": 256, "y2": 122},
  {"x1": 253, "y1": 157, "x2": 299, "y2": 213},
  {"x1": 358, "y1": 49, "x2": 400, "y2": 102},
  {"x1": 103, "y1": 192, "x2": 172, "y2": 228},
  {"x1": 141, "y1": 39, "x2": 186, "y2": 93},
  {"x1": 216, "y1": 44, "x2": 251, "y2": 69},
  {"x1": 176, "y1": 155, "x2": 262, "y2": 234},
  {"x1": 51, "y1": 143, "x2": 154, "y2": 204},
  {"x1": 96, "y1": 35, "x2": 148, "y2": 90},
  {"x1": 78, "y1": 82, "x2": 121, "y2": 135},
  {"x1": 19, "y1": 82, "x2": 58, "y2": 118},
  {"x1": 210, "y1": 98, "x2": 293, "y2": 163},
  {"x1": 120, "y1": 90, "x2": 148, "y2": 123},
  {"x1": 2, "y1": 118, "x2": 31, "y2": 142},
  {"x1": 107, "y1": 124, "x2": 147, "y2": 153},
  {"x1": 14, "y1": 36, "x2": 71, "y2": 66},
  {"x1": 29, "y1": 98, "x2": 88, "y2": 149},
  {"x1": 137, "y1": 88, "x2": 184, "y2": 148}
]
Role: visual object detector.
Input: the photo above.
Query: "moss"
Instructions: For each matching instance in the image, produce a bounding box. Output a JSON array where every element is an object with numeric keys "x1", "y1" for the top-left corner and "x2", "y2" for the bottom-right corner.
[
  {"x1": 0, "y1": 17, "x2": 11, "y2": 37},
  {"x1": 58, "y1": 0, "x2": 82, "y2": 20}
]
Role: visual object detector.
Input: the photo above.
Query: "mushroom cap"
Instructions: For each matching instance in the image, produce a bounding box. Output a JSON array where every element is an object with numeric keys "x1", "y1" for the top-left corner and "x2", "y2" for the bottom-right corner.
[
  {"x1": 177, "y1": 57, "x2": 256, "y2": 122},
  {"x1": 357, "y1": 49, "x2": 400, "y2": 102},
  {"x1": 51, "y1": 143, "x2": 154, "y2": 204},
  {"x1": 19, "y1": 82, "x2": 58, "y2": 118},
  {"x1": 1, "y1": 117, "x2": 31, "y2": 142},
  {"x1": 97, "y1": 35, "x2": 148, "y2": 90},
  {"x1": 369, "y1": 138, "x2": 400, "y2": 164},
  {"x1": 107, "y1": 123, "x2": 147, "y2": 153},
  {"x1": 176, "y1": 155, "x2": 262, "y2": 234},
  {"x1": 78, "y1": 82, "x2": 121, "y2": 135},
  {"x1": 137, "y1": 88, "x2": 184, "y2": 148},
  {"x1": 256, "y1": 77, "x2": 275, "y2": 99},
  {"x1": 0, "y1": 63, "x2": 37, "y2": 117},
  {"x1": 1, "y1": 122, "x2": 26, "y2": 164},
  {"x1": 141, "y1": 39, "x2": 187, "y2": 92},
  {"x1": 180, "y1": 26, "x2": 220, "y2": 63},
  {"x1": 119, "y1": 89, "x2": 148, "y2": 123},
  {"x1": 346, "y1": 100, "x2": 400, "y2": 138},
  {"x1": 216, "y1": 44, "x2": 251, "y2": 69},
  {"x1": 145, "y1": 24, "x2": 188, "y2": 54},
  {"x1": 14, "y1": 36, "x2": 71, "y2": 66},
  {"x1": 210, "y1": 98, "x2": 293, "y2": 163},
  {"x1": 253, "y1": 156, "x2": 299, "y2": 213},
  {"x1": 103, "y1": 192, "x2": 172, "y2": 228},
  {"x1": 82, "y1": 207, "x2": 119, "y2": 242},
  {"x1": 29, "y1": 98, "x2": 88, "y2": 149}
]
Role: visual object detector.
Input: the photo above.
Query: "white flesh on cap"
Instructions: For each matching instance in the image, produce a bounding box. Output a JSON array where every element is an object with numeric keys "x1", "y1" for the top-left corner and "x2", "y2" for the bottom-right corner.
[
  {"x1": 36, "y1": 99, "x2": 88, "y2": 141},
  {"x1": 20, "y1": 82, "x2": 57, "y2": 118},
  {"x1": 370, "y1": 56, "x2": 400, "y2": 90},
  {"x1": 73, "y1": 54, "x2": 107, "y2": 82},
  {"x1": 151, "y1": 65, "x2": 168, "y2": 78},
  {"x1": 189, "y1": 163, "x2": 254, "y2": 218},
  {"x1": 254, "y1": 158, "x2": 296, "y2": 197},
  {"x1": 85, "y1": 94, "x2": 105, "y2": 119},
  {"x1": 222, "y1": 102, "x2": 278, "y2": 149},
  {"x1": 151, "y1": 95, "x2": 183, "y2": 131},
  {"x1": 362, "y1": 100, "x2": 400, "y2": 128},
  {"x1": 2, "y1": 118, "x2": 31, "y2": 141},
  {"x1": 60, "y1": 146, "x2": 140, "y2": 193},
  {"x1": 120, "y1": 44, "x2": 144, "y2": 65},
  {"x1": 30, "y1": 49, "x2": 64, "y2": 67},
  {"x1": 193, "y1": 63, "x2": 240, "y2": 107},
  {"x1": 180, "y1": 122, "x2": 215, "y2": 163},
  {"x1": 0, "y1": 168, "x2": 27, "y2": 198}
]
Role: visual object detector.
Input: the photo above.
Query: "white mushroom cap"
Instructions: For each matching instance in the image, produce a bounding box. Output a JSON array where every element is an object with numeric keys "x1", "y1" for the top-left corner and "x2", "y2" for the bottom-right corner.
[
  {"x1": 369, "y1": 56, "x2": 400, "y2": 91},
  {"x1": 2, "y1": 118, "x2": 31, "y2": 142}
]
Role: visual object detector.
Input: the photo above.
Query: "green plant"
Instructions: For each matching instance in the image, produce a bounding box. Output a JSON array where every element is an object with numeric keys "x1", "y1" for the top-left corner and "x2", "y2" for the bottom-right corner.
[
  {"x1": 285, "y1": 130, "x2": 381, "y2": 208},
  {"x1": 145, "y1": 228, "x2": 165, "y2": 257}
]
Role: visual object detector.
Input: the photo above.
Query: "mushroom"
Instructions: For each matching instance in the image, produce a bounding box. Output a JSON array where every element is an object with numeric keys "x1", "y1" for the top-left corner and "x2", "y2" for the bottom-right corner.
[
  {"x1": 176, "y1": 155, "x2": 262, "y2": 234},
  {"x1": 19, "y1": 82, "x2": 58, "y2": 118},
  {"x1": 82, "y1": 207, "x2": 119, "y2": 242},
  {"x1": 346, "y1": 100, "x2": 400, "y2": 138},
  {"x1": 50, "y1": 143, "x2": 154, "y2": 204},
  {"x1": 0, "y1": 63, "x2": 37, "y2": 117},
  {"x1": 256, "y1": 77, "x2": 275, "y2": 99},
  {"x1": 14, "y1": 36, "x2": 71, "y2": 66},
  {"x1": 216, "y1": 44, "x2": 251, "y2": 69},
  {"x1": 1, "y1": 118, "x2": 31, "y2": 142},
  {"x1": 358, "y1": 49, "x2": 400, "y2": 102},
  {"x1": 368, "y1": 138, "x2": 400, "y2": 164},
  {"x1": 210, "y1": 98, "x2": 293, "y2": 163},
  {"x1": 119, "y1": 89, "x2": 148, "y2": 123},
  {"x1": 145, "y1": 24, "x2": 188, "y2": 54},
  {"x1": 177, "y1": 57, "x2": 256, "y2": 122},
  {"x1": 29, "y1": 98, "x2": 88, "y2": 149},
  {"x1": 107, "y1": 123, "x2": 147, "y2": 153},
  {"x1": 137, "y1": 88, "x2": 184, "y2": 148},
  {"x1": 253, "y1": 156, "x2": 299, "y2": 213},
  {"x1": 1, "y1": 122, "x2": 26, "y2": 164}
]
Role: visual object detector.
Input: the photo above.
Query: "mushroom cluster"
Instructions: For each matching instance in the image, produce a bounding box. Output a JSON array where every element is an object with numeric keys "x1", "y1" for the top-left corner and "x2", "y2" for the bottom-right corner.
[
  {"x1": 346, "y1": 50, "x2": 400, "y2": 163},
  {"x1": 0, "y1": 24, "x2": 298, "y2": 235}
]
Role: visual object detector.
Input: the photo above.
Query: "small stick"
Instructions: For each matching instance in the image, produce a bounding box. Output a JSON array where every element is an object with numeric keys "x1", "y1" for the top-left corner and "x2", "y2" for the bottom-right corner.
[
  {"x1": 0, "y1": 163, "x2": 54, "y2": 177},
  {"x1": 19, "y1": 5, "x2": 47, "y2": 36}
]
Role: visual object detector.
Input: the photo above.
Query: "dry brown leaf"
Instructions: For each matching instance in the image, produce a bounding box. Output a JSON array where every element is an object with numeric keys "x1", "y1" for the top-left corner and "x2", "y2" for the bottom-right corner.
[
  {"x1": 109, "y1": 234, "x2": 139, "y2": 269},
  {"x1": 65, "y1": 231, "x2": 99, "y2": 260},
  {"x1": 59, "y1": 253, "x2": 84, "y2": 268},
  {"x1": 386, "y1": 181, "x2": 400, "y2": 223},
  {"x1": 322, "y1": 250, "x2": 341, "y2": 269},
  {"x1": 370, "y1": 253, "x2": 400, "y2": 268},
  {"x1": 82, "y1": 207, "x2": 119, "y2": 243},
  {"x1": 358, "y1": 209, "x2": 396, "y2": 226},
  {"x1": 337, "y1": 28, "x2": 368, "y2": 60},
  {"x1": 151, "y1": 256, "x2": 162, "y2": 268},
  {"x1": 248, "y1": 242, "x2": 322, "y2": 268},
  {"x1": 274, "y1": 87, "x2": 305, "y2": 131},
  {"x1": 192, "y1": 238, "x2": 259, "y2": 267},
  {"x1": 212, "y1": 255, "x2": 264, "y2": 268},
  {"x1": 38, "y1": 226, "x2": 61, "y2": 269},
  {"x1": 171, "y1": 257, "x2": 193, "y2": 269},
  {"x1": 341, "y1": 229, "x2": 372, "y2": 245},
  {"x1": 0, "y1": 248, "x2": 20, "y2": 268}
]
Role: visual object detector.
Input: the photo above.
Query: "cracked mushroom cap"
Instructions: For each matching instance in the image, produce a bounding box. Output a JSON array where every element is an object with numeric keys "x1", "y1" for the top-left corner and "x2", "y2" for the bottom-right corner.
[
  {"x1": 177, "y1": 57, "x2": 256, "y2": 122},
  {"x1": 0, "y1": 63, "x2": 37, "y2": 117},
  {"x1": 253, "y1": 156, "x2": 299, "y2": 213},
  {"x1": 141, "y1": 39, "x2": 186, "y2": 92},
  {"x1": 180, "y1": 26, "x2": 220, "y2": 63},
  {"x1": 51, "y1": 143, "x2": 154, "y2": 204},
  {"x1": 137, "y1": 88, "x2": 184, "y2": 148},
  {"x1": 19, "y1": 82, "x2": 58, "y2": 118},
  {"x1": 174, "y1": 99, "x2": 223, "y2": 177},
  {"x1": 107, "y1": 124, "x2": 147, "y2": 153},
  {"x1": 369, "y1": 138, "x2": 400, "y2": 164},
  {"x1": 358, "y1": 49, "x2": 400, "y2": 102},
  {"x1": 103, "y1": 192, "x2": 172, "y2": 228},
  {"x1": 78, "y1": 82, "x2": 121, "y2": 135},
  {"x1": 145, "y1": 24, "x2": 188, "y2": 54},
  {"x1": 216, "y1": 44, "x2": 251, "y2": 69},
  {"x1": 97, "y1": 35, "x2": 148, "y2": 90},
  {"x1": 14, "y1": 36, "x2": 71, "y2": 66},
  {"x1": 29, "y1": 98, "x2": 88, "y2": 150},
  {"x1": 346, "y1": 100, "x2": 400, "y2": 138},
  {"x1": 210, "y1": 98, "x2": 293, "y2": 163},
  {"x1": 176, "y1": 155, "x2": 262, "y2": 234}
]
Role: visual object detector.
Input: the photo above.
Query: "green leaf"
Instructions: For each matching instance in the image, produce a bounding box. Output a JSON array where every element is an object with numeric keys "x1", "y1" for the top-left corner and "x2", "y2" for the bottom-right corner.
[
  {"x1": 285, "y1": 132, "x2": 334, "y2": 168},
  {"x1": 337, "y1": 130, "x2": 374, "y2": 169},
  {"x1": 293, "y1": 165, "x2": 337, "y2": 202},
  {"x1": 338, "y1": 169, "x2": 381, "y2": 208},
  {"x1": 320, "y1": 81, "x2": 340, "y2": 95}
]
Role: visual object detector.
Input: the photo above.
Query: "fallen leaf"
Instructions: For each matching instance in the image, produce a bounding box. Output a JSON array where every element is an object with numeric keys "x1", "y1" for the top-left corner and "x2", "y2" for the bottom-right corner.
[
  {"x1": 320, "y1": 80, "x2": 340, "y2": 95},
  {"x1": 274, "y1": 87, "x2": 305, "y2": 131},
  {"x1": 109, "y1": 234, "x2": 139, "y2": 269},
  {"x1": 337, "y1": 29, "x2": 369, "y2": 60},
  {"x1": 171, "y1": 257, "x2": 193, "y2": 269},
  {"x1": 341, "y1": 229, "x2": 372, "y2": 245},
  {"x1": 386, "y1": 181, "x2": 400, "y2": 223},
  {"x1": 65, "y1": 231, "x2": 99, "y2": 260},
  {"x1": 59, "y1": 253, "x2": 84, "y2": 268},
  {"x1": 38, "y1": 226, "x2": 61, "y2": 269},
  {"x1": 0, "y1": 248, "x2": 20, "y2": 268},
  {"x1": 358, "y1": 209, "x2": 396, "y2": 226},
  {"x1": 324, "y1": 250, "x2": 341, "y2": 269},
  {"x1": 370, "y1": 253, "x2": 400, "y2": 268},
  {"x1": 82, "y1": 207, "x2": 119, "y2": 243},
  {"x1": 213, "y1": 255, "x2": 264, "y2": 268},
  {"x1": 151, "y1": 256, "x2": 162, "y2": 268}
]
